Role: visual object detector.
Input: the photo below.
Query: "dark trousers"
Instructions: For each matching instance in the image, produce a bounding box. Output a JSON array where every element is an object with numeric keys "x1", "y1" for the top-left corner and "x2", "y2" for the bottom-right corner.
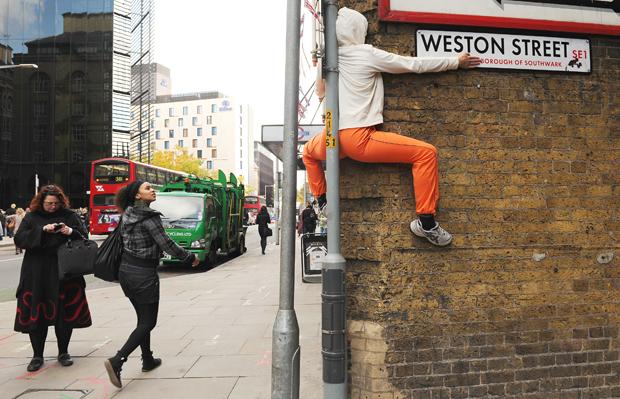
[
  {"x1": 260, "y1": 236, "x2": 267, "y2": 253},
  {"x1": 29, "y1": 324, "x2": 73, "y2": 357},
  {"x1": 117, "y1": 299, "x2": 159, "y2": 358}
]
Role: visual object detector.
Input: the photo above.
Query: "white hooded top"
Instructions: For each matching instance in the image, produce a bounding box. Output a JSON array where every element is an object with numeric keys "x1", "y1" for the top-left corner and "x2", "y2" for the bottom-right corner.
[{"x1": 335, "y1": 7, "x2": 459, "y2": 129}]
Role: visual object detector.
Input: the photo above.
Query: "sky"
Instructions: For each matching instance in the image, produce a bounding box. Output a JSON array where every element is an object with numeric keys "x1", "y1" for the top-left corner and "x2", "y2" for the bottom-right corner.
[{"x1": 154, "y1": 0, "x2": 321, "y2": 141}]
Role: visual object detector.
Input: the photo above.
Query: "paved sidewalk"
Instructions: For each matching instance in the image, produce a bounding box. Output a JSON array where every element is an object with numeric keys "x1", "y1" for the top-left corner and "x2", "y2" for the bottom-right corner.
[{"x1": 0, "y1": 235, "x2": 322, "y2": 398}]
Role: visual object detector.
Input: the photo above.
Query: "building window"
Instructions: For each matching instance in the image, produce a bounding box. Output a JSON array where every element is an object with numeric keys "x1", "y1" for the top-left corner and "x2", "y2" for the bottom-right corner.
[
  {"x1": 212, "y1": 149, "x2": 217, "y2": 158},
  {"x1": 34, "y1": 152, "x2": 44, "y2": 162},
  {"x1": 206, "y1": 115, "x2": 212, "y2": 125},
  {"x1": 207, "y1": 138, "x2": 212, "y2": 147},
  {"x1": 211, "y1": 104, "x2": 217, "y2": 113},
  {"x1": 192, "y1": 139, "x2": 198, "y2": 148},
  {"x1": 178, "y1": 139, "x2": 184, "y2": 147},
  {"x1": 150, "y1": 120, "x2": 154, "y2": 128},
  {"x1": 33, "y1": 126, "x2": 46, "y2": 142},
  {"x1": 197, "y1": 127, "x2": 203, "y2": 136},
  {"x1": 207, "y1": 161, "x2": 213, "y2": 169},
  {"x1": 155, "y1": 130, "x2": 161, "y2": 139},
  {"x1": 178, "y1": 118, "x2": 183, "y2": 127},
  {"x1": 240, "y1": 161, "x2": 243, "y2": 169},
  {"x1": 183, "y1": 128, "x2": 188, "y2": 137},
  {"x1": 71, "y1": 102, "x2": 85, "y2": 117},
  {"x1": 31, "y1": 73, "x2": 50, "y2": 93},
  {"x1": 183, "y1": 106, "x2": 188, "y2": 115},
  {"x1": 169, "y1": 108, "x2": 174, "y2": 117},
  {"x1": 71, "y1": 71, "x2": 85, "y2": 93},
  {"x1": 72, "y1": 125, "x2": 86, "y2": 142},
  {"x1": 197, "y1": 105, "x2": 203, "y2": 114},
  {"x1": 211, "y1": 126, "x2": 217, "y2": 135},
  {"x1": 164, "y1": 141, "x2": 169, "y2": 149},
  {"x1": 155, "y1": 109, "x2": 160, "y2": 117},
  {"x1": 72, "y1": 151, "x2": 85, "y2": 162},
  {"x1": 164, "y1": 119, "x2": 169, "y2": 127},
  {"x1": 169, "y1": 129, "x2": 174, "y2": 138},
  {"x1": 192, "y1": 116, "x2": 198, "y2": 126},
  {"x1": 197, "y1": 150, "x2": 202, "y2": 158}
]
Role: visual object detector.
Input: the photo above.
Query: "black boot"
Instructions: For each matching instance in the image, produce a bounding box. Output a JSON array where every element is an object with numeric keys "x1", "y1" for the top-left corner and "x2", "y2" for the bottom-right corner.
[
  {"x1": 141, "y1": 351, "x2": 162, "y2": 372},
  {"x1": 104, "y1": 353, "x2": 125, "y2": 388}
]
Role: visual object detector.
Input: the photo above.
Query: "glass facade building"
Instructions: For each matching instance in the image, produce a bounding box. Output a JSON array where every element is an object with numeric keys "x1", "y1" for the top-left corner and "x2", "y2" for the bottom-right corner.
[{"x1": 0, "y1": 0, "x2": 135, "y2": 208}]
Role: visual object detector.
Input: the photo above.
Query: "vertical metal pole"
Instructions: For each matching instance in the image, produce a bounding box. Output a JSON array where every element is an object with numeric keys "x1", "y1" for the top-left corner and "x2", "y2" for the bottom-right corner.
[
  {"x1": 275, "y1": 164, "x2": 280, "y2": 245},
  {"x1": 322, "y1": 1, "x2": 347, "y2": 398},
  {"x1": 271, "y1": 0, "x2": 301, "y2": 397}
]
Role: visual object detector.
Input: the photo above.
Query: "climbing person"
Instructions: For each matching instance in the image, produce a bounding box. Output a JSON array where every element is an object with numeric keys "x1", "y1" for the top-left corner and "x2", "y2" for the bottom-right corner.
[{"x1": 302, "y1": 7, "x2": 481, "y2": 246}]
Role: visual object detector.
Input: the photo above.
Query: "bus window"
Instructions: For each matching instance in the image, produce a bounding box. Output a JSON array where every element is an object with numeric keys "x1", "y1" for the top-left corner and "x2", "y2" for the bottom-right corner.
[
  {"x1": 147, "y1": 167, "x2": 157, "y2": 183},
  {"x1": 136, "y1": 165, "x2": 148, "y2": 181},
  {"x1": 93, "y1": 194, "x2": 116, "y2": 206},
  {"x1": 94, "y1": 162, "x2": 130, "y2": 184}
]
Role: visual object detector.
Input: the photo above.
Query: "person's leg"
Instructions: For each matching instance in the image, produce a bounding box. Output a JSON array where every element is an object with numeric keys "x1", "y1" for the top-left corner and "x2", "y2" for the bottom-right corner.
[
  {"x1": 302, "y1": 131, "x2": 327, "y2": 199},
  {"x1": 55, "y1": 323, "x2": 73, "y2": 355},
  {"x1": 29, "y1": 328, "x2": 48, "y2": 358},
  {"x1": 55, "y1": 323, "x2": 74, "y2": 366},
  {"x1": 27, "y1": 327, "x2": 47, "y2": 371},
  {"x1": 117, "y1": 300, "x2": 159, "y2": 359},
  {"x1": 302, "y1": 129, "x2": 346, "y2": 202},
  {"x1": 339, "y1": 127, "x2": 451, "y2": 246},
  {"x1": 340, "y1": 127, "x2": 439, "y2": 216},
  {"x1": 136, "y1": 298, "x2": 159, "y2": 357},
  {"x1": 260, "y1": 236, "x2": 266, "y2": 254}
]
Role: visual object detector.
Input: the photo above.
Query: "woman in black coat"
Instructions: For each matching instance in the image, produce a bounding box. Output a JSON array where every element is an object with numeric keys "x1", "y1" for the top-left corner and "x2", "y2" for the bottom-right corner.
[
  {"x1": 256, "y1": 206, "x2": 271, "y2": 255},
  {"x1": 14, "y1": 185, "x2": 91, "y2": 372}
]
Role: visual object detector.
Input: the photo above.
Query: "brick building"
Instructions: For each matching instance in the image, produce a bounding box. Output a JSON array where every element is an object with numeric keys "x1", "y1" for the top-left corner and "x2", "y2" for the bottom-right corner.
[{"x1": 338, "y1": 1, "x2": 620, "y2": 398}]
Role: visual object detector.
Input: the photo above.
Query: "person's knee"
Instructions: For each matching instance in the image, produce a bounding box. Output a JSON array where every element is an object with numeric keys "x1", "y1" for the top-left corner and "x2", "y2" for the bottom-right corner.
[{"x1": 419, "y1": 144, "x2": 438, "y2": 161}]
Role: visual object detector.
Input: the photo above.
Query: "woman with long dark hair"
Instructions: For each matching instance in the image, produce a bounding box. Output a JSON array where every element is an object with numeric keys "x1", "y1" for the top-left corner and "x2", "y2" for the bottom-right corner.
[
  {"x1": 256, "y1": 206, "x2": 271, "y2": 255},
  {"x1": 104, "y1": 181, "x2": 199, "y2": 388},
  {"x1": 14, "y1": 185, "x2": 91, "y2": 371}
]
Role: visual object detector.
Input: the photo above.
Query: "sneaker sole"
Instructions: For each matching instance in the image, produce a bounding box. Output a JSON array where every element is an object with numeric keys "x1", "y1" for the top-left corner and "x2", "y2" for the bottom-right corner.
[
  {"x1": 104, "y1": 359, "x2": 122, "y2": 388},
  {"x1": 410, "y1": 223, "x2": 453, "y2": 247}
]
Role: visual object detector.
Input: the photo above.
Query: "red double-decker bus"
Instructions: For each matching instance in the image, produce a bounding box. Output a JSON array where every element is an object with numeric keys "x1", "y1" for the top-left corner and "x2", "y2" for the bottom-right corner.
[{"x1": 89, "y1": 157, "x2": 186, "y2": 235}]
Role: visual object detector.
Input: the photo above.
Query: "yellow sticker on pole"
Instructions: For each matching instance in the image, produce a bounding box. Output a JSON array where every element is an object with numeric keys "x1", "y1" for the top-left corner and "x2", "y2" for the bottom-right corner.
[
  {"x1": 326, "y1": 110, "x2": 332, "y2": 133},
  {"x1": 325, "y1": 110, "x2": 336, "y2": 148}
]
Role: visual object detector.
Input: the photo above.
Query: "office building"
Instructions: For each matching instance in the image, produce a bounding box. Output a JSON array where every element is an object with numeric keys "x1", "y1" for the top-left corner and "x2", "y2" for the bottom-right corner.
[{"x1": 152, "y1": 92, "x2": 250, "y2": 181}]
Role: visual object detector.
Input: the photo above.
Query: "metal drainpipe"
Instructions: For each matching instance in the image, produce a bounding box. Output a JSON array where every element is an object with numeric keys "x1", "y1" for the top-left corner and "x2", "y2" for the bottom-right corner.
[
  {"x1": 271, "y1": 0, "x2": 301, "y2": 397},
  {"x1": 322, "y1": 1, "x2": 347, "y2": 398}
]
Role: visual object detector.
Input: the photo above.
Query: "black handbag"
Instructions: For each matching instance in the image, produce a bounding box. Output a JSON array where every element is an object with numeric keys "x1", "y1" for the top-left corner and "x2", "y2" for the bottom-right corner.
[
  {"x1": 266, "y1": 227, "x2": 273, "y2": 237},
  {"x1": 94, "y1": 220, "x2": 123, "y2": 282},
  {"x1": 57, "y1": 232, "x2": 98, "y2": 280}
]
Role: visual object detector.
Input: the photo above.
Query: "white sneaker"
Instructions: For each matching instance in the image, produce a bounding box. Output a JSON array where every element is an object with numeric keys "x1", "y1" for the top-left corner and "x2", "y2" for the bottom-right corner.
[{"x1": 410, "y1": 219, "x2": 453, "y2": 247}]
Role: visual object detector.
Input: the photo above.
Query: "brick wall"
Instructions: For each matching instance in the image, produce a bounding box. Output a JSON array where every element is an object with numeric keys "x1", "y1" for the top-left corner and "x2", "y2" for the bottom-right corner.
[{"x1": 339, "y1": 1, "x2": 620, "y2": 398}]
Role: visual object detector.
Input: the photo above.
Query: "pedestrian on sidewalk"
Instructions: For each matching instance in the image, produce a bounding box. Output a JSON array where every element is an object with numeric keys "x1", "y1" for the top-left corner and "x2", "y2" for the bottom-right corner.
[
  {"x1": 302, "y1": 7, "x2": 481, "y2": 246},
  {"x1": 301, "y1": 202, "x2": 317, "y2": 235},
  {"x1": 13, "y1": 185, "x2": 92, "y2": 372},
  {"x1": 13, "y1": 208, "x2": 25, "y2": 254},
  {"x1": 256, "y1": 206, "x2": 271, "y2": 255},
  {"x1": 0, "y1": 209, "x2": 5, "y2": 240},
  {"x1": 104, "y1": 180, "x2": 199, "y2": 388},
  {"x1": 5, "y1": 203, "x2": 16, "y2": 238}
]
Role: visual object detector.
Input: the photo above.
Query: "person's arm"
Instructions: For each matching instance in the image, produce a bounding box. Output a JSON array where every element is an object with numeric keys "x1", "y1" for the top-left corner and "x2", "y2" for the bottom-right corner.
[
  {"x1": 369, "y1": 48, "x2": 480, "y2": 74},
  {"x1": 144, "y1": 216, "x2": 196, "y2": 263}
]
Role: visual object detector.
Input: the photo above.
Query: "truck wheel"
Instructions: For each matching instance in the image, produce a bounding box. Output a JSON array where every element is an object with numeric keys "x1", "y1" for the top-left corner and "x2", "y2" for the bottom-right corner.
[
  {"x1": 233, "y1": 236, "x2": 245, "y2": 257},
  {"x1": 207, "y1": 249, "x2": 217, "y2": 267}
]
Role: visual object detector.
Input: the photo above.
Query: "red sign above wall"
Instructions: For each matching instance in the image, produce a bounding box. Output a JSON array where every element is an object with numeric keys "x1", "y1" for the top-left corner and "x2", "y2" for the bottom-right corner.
[{"x1": 378, "y1": 0, "x2": 620, "y2": 36}]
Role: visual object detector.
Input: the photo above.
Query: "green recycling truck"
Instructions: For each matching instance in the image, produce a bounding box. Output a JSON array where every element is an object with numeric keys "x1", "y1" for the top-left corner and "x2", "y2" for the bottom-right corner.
[{"x1": 150, "y1": 171, "x2": 246, "y2": 267}]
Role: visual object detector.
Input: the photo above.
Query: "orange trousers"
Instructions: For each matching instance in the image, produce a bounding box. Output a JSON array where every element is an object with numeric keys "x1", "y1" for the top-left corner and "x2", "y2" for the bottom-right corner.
[{"x1": 302, "y1": 126, "x2": 439, "y2": 215}]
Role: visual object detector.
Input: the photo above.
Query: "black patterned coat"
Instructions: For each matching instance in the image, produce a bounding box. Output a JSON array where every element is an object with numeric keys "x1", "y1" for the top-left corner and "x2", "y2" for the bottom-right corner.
[{"x1": 13, "y1": 208, "x2": 92, "y2": 332}]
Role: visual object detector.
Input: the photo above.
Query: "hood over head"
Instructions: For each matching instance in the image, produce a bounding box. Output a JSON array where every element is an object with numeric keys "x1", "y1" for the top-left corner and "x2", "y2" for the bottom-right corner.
[
  {"x1": 122, "y1": 206, "x2": 161, "y2": 230},
  {"x1": 336, "y1": 7, "x2": 367, "y2": 46}
]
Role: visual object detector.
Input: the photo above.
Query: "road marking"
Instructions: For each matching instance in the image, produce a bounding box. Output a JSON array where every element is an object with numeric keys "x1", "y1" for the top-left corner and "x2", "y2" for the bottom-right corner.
[{"x1": 0, "y1": 257, "x2": 21, "y2": 263}]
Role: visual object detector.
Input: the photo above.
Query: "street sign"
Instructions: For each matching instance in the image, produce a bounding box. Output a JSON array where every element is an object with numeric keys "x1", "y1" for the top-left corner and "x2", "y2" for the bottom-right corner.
[
  {"x1": 379, "y1": 0, "x2": 620, "y2": 35},
  {"x1": 417, "y1": 30, "x2": 591, "y2": 72}
]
